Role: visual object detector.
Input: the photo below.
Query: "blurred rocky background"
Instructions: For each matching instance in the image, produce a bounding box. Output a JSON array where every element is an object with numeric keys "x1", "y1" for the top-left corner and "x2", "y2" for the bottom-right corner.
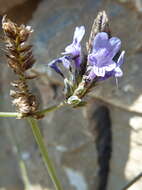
[{"x1": 0, "y1": 0, "x2": 142, "y2": 190}]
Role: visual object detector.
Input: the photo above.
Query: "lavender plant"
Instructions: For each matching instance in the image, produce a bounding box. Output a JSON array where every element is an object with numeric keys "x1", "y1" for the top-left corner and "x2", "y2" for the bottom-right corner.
[{"x1": 0, "y1": 11, "x2": 125, "y2": 190}]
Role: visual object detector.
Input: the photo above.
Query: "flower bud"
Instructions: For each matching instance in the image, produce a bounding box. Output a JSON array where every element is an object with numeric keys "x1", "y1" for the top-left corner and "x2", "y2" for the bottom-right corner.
[{"x1": 67, "y1": 95, "x2": 81, "y2": 105}]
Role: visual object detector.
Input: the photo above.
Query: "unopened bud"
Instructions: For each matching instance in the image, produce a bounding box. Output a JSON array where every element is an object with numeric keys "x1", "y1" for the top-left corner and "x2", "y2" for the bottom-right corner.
[{"x1": 67, "y1": 95, "x2": 81, "y2": 105}]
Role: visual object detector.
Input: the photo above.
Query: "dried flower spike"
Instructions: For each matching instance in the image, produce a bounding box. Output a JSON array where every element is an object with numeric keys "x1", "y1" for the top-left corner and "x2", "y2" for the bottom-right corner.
[
  {"x1": 86, "y1": 10, "x2": 111, "y2": 54},
  {"x1": 2, "y1": 16, "x2": 39, "y2": 118}
]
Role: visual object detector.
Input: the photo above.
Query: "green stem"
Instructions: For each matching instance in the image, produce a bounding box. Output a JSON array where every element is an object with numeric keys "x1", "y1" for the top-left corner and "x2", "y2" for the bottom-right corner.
[
  {"x1": 27, "y1": 118, "x2": 63, "y2": 190},
  {"x1": 36, "y1": 102, "x2": 65, "y2": 116},
  {"x1": 0, "y1": 112, "x2": 19, "y2": 117},
  {"x1": 0, "y1": 102, "x2": 66, "y2": 118}
]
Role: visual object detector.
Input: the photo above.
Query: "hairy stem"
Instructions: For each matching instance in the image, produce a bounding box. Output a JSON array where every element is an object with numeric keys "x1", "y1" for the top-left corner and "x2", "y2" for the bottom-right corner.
[{"x1": 27, "y1": 118, "x2": 63, "y2": 190}]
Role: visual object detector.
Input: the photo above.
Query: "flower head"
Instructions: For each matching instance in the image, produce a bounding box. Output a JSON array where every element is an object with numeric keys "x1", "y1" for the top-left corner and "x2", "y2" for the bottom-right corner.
[
  {"x1": 87, "y1": 32, "x2": 124, "y2": 81},
  {"x1": 48, "y1": 12, "x2": 125, "y2": 106}
]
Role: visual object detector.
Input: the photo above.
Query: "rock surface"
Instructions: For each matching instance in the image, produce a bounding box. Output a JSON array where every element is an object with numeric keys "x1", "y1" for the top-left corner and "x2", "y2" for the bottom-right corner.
[
  {"x1": 0, "y1": 0, "x2": 26, "y2": 13},
  {"x1": 0, "y1": 0, "x2": 142, "y2": 190}
]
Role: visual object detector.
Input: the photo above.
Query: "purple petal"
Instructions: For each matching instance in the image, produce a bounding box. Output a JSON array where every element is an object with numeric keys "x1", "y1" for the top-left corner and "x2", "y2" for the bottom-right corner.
[
  {"x1": 108, "y1": 37, "x2": 121, "y2": 59},
  {"x1": 73, "y1": 26, "x2": 85, "y2": 44},
  {"x1": 87, "y1": 69, "x2": 96, "y2": 81},
  {"x1": 48, "y1": 56, "x2": 72, "y2": 77},
  {"x1": 92, "y1": 65, "x2": 106, "y2": 77},
  {"x1": 93, "y1": 32, "x2": 109, "y2": 52},
  {"x1": 62, "y1": 43, "x2": 80, "y2": 57},
  {"x1": 87, "y1": 54, "x2": 123, "y2": 79},
  {"x1": 88, "y1": 53, "x2": 97, "y2": 66},
  {"x1": 88, "y1": 52, "x2": 116, "y2": 70},
  {"x1": 48, "y1": 59, "x2": 64, "y2": 78},
  {"x1": 89, "y1": 49, "x2": 111, "y2": 67},
  {"x1": 97, "y1": 62, "x2": 123, "y2": 81},
  {"x1": 60, "y1": 56, "x2": 71, "y2": 69},
  {"x1": 74, "y1": 56, "x2": 81, "y2": 68},
  {"x1": 104, "y1": 61, "x2": 116, "y2": 71},
  {"x1": 92, "y1": 32, "x2": 121, "y2": 60},
  {"x1": 62, "y1": 26, "x2": 85, "y2": 57}
]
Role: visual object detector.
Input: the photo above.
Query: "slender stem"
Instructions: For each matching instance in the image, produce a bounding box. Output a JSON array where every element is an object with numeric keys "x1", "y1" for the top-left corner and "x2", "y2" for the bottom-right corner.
[
  {"x1": 0, "y1": 102, "x2": 65, "y2": 118},
  {"x1": 36, "y1": 102, "x2": 65, "y2": 116},
  {"x1": 19, "y1": 160, "x2": 31, "y2": 190},
  {"x1": 0, "y1": 112, "x2": 19, "y2": 117},
  {"x1": 27, "y1": 118, "x2": 63, "y2": 190}
]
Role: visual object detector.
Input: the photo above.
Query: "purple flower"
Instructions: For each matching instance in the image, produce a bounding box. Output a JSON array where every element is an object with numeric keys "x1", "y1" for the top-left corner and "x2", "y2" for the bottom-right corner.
[
  {"x1": 49, "y1": 26, "x2": 85, "y2": 76},
  {"x1": 48, "y1": 56, "x2": 71, "y2": 77},
  {"x1": 87, "y1": 32, "x2": 124, "y2": 81},
  {"x1": 62, "y1": 26, "x2": 85, "y2": 67}
]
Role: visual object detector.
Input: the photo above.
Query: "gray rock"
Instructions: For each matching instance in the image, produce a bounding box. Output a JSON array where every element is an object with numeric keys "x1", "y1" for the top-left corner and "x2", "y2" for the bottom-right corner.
[{"x1": 1, "y1": 0, "x2": 142, "y2": 190}]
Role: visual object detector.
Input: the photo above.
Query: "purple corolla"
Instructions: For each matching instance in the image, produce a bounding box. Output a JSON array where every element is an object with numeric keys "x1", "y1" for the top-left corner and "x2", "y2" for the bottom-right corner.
[
  {"x1": 62, "y1": 26, "x2": 85, "y2": 58},
  {"x1": 49, "y1": 26, "x2": 85, "y2": 75},
  {"x1": 87, "y1": 32, "x2": 125, "y2": 81}
]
